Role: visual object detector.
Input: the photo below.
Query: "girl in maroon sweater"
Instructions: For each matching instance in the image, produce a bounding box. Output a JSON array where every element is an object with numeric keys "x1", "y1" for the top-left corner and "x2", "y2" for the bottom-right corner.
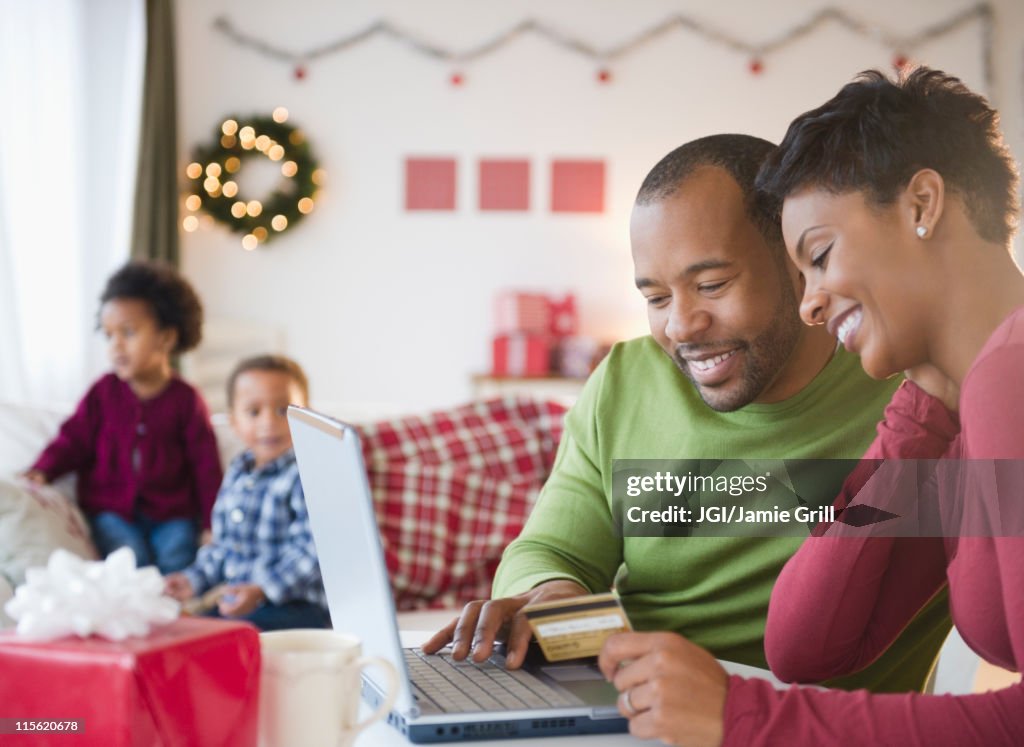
[
  {"x1": 597, "y1": 68, "x2": 1024, "y2": 745},
  {"x1": 25, "y1": 262, "x2": 222, "y2": 574}
]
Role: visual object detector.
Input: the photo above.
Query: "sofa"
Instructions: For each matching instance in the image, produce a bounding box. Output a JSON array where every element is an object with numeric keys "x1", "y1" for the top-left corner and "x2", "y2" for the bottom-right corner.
[
  {"x1": 0, "y1": 396, "x2": 566, "y2": 626},
  {"x1": 0, "y1": 401, "x2": 94, "y2": 624},
  {"x1": 0, "y1": 400, "x2": 241, "y2": 625}
]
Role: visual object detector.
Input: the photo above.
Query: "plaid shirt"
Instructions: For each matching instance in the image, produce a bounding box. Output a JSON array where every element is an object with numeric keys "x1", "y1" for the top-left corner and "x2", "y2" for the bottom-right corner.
[{"x1": 182, "y1": 449, "x2": 326, "y2": 607}]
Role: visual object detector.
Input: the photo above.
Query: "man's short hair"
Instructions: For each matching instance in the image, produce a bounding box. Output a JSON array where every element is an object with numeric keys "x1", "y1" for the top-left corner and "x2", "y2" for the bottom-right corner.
[
  {"x1": 756, "y1": 67, "x2": 1019, "y2": 246},
  {"x1": 636, "y1": 134, "x2": 782, "y2": 249},
  {"x1": 227, "y1": 354, "x2": 310, "y2": 408}
]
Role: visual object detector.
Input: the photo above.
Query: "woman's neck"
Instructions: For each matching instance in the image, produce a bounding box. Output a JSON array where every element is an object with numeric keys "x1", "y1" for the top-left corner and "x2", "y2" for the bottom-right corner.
[{"x1": 929, "y1": 239, "x2": 1024, "y2": 386}]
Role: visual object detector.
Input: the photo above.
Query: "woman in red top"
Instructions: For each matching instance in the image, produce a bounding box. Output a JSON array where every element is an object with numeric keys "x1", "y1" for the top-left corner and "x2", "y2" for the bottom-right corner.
[{"x1": 598, "y1": 67, "x2": 1024, "y2": 745}]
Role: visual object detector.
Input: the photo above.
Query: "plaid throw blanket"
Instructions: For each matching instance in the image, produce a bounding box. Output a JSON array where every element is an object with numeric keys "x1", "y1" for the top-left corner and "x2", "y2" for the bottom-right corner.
[{"x1": 357, "y1": 397, "x2": 567, "y2": 609}]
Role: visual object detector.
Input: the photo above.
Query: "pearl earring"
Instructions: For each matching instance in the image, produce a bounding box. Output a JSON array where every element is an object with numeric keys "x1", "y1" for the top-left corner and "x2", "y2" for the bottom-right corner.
[{"x1": 916, "y1": 226, "x2": 928, "y2": 239}]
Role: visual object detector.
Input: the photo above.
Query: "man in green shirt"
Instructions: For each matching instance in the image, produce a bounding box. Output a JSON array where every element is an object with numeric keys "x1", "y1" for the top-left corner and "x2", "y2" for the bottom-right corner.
[{"x1": 424, "y1": 135, "x2": 949, "y2": 693}]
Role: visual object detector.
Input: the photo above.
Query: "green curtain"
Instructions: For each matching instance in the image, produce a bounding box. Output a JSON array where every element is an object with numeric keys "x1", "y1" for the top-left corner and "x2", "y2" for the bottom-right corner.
[{"x1": 131, "y1": 0, "x2": 179, "y2": 265}]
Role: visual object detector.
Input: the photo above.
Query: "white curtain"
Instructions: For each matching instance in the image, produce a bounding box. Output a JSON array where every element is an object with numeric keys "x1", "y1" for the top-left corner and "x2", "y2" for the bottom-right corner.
[{"x1": 0, "y1": 0, "x2": 145, "y2": 407}]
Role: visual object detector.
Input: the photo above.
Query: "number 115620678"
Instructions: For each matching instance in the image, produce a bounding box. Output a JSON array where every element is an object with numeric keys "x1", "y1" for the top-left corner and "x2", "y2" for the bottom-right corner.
[{"x1": 0, "y1": 719, "x2": 84, "y2": 733}]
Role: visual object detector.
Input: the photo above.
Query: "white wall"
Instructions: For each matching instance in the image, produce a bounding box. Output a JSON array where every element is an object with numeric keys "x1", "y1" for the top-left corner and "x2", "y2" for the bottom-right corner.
[{"x1": 177, "y1": 0, "x2": 1024, "y2": 413}]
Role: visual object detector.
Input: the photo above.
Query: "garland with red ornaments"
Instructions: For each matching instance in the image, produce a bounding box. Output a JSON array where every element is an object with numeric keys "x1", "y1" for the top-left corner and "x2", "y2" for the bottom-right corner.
[{"x1": 212, "y1": 4, "x2": 993, "y2": 87}]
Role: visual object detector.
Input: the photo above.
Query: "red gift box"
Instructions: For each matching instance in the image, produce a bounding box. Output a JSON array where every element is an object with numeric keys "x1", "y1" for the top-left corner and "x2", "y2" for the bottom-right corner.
[
  {"x1": 547, "y1": 294, "x2": 578, "y2": 337},
  {"x1": 0, "y1": 617, "x2": 260, "y2": 747},
  {"x1": 492, "y1": 334, "x2": 551, "y2": 376},
  {"x1": 494, "y1": 292, "x2": 551, "y2": 336}
]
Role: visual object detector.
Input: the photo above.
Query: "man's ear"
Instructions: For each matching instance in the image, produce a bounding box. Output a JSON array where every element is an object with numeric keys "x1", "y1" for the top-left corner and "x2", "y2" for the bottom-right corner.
[{"x1": 904, "y1": 168, "x2": 945, "y2": 239}]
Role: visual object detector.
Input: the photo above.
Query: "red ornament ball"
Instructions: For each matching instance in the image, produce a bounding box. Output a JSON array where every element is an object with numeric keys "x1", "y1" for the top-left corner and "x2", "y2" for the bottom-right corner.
[
  {"x1": 450, "y1": 72, "x2": 465, "y2": 86},
  {"x1": 597, "y1": 68, "x2": 612, "y2": 84},
  {"x1": 294, "y1": 65, "x2": 307, "y2": 80},
  {"x1": 749, "y1": 58, "x2": 764, "y2": 75}
]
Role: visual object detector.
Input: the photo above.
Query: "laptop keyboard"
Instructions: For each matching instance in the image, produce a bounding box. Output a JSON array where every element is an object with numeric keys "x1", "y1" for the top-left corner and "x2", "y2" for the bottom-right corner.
[{"x1": 404, "y1": 649, "x2": 585, "y2": 713}]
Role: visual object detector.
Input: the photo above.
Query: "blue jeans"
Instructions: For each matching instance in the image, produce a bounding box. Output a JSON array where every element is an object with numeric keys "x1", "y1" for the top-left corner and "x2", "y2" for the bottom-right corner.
[
  {"x1": 89, "y1": 511, "x2": 198, "y2": 574},
  {"x1": 204, "y1": 601, "x2": 331, "y2": 631}
]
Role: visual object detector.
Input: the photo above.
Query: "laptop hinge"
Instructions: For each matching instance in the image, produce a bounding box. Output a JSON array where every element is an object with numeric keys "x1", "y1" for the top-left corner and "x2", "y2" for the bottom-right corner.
[{"x1": 364, "y1": 674, "x2": 420, "y2": 719}]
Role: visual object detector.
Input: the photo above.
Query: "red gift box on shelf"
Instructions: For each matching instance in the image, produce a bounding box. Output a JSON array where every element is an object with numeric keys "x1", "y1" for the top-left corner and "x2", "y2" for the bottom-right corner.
[
  {"x1": 494, "y1": 292, "x2": 552, "y2": 336},
  {"x1": 547, "y1": 294, "x2": 579, "y2": 337},
  {"x1": 0, "y1": 617, "x2": 260, "y2": 747},
  {"x1": 492, "y1": 334, "x2": 552, "y2": 376}
]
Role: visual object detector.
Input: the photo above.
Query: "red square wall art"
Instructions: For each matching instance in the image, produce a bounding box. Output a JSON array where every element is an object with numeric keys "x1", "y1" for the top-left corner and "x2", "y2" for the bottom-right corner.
[
  {"x1": 551, "y1": 159, "x2": 605, "y2": 213},
  {"x1": 405, "y1": 157, "x2": 457, "y2": 211},
  {"x1": 479, "y1": 159, "x2": 530, "y2": 211}
]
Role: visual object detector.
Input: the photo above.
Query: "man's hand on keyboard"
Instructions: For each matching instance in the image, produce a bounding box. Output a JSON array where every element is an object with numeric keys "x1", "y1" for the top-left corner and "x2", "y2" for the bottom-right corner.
[{"x1": 420, "y1": 580, "x2": 589, "y2": 669}]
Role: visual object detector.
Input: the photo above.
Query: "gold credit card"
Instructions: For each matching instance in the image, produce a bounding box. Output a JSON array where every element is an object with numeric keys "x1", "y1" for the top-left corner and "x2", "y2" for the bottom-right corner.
[{"x1": 523, "y1": 592, "x2": 632, "y2": 662}]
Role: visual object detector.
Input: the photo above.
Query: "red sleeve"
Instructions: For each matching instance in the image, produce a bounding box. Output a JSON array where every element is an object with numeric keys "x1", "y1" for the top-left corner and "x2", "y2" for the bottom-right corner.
[
  {"x1": 731, "y1": 382, "x2": 1024, "y2": 743},
  {"x1": 724, "y1": 675, "x2": 1024, "y2": 746},
  {"x1": 30, "y1": 381, "x2": 101, "y2": 480},
  {"x1": 729, "y1": 533, "x2": 1024, "y2": 744},
  {"x1": 959, "y1": 344, "x2": 1024, "y2": 458},
  {"x1": 768, "y1": 382, "x2": 957, "y2": 681},
  {"x1": 766, "y1": 534, "x2": 947, "y2": 683},
  {"x1": 812, "y1": 381, "x2": 961, "y2": 535},
  {"x1": 866, "y1": 380, "x2": 961, "y2": 460},
  {"x1": 182, "y1": 390, "x2": 223, "y2": 530}
]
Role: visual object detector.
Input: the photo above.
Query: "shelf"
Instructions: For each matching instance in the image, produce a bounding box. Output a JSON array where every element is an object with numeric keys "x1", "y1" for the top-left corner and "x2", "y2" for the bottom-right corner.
[{"x1": 471, "y1": 374, "x2": 587, "y2": 405}]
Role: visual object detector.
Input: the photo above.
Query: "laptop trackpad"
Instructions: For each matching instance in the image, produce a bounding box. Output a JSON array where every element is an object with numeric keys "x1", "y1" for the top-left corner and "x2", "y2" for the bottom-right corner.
[
  {"x1": 540, "y1": 663, "x2": 619, "y2": 705},
  {"x1": 541, "y1": 663, "x2": 606, "y2": 682}
]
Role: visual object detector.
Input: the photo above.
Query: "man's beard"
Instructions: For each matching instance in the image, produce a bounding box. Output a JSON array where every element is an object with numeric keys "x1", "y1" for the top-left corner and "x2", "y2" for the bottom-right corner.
[{"x1": 673, "y1": 288, "x2": 803, "y2": 412}]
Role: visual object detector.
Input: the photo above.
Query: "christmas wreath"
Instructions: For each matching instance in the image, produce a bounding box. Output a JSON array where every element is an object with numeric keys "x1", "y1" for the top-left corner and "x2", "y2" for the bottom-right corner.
[{"x1": 184, "y1": 109, "x2": 323, "y2": 249}]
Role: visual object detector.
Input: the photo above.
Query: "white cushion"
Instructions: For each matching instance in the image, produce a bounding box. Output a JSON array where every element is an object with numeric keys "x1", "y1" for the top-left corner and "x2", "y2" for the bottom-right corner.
[
  {"x1": 0, "y1": 574, "x2": 13, "y2": 628},
  {"x1": 0, "y1": 479, "x2": 98, "y2": 628},
  {"x1": 0, "y1": 400, "x2": 76, "y2": 499}
]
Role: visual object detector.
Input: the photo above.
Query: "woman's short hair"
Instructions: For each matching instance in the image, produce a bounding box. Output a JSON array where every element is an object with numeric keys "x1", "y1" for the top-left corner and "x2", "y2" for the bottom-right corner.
[{"x1": 756, "y1": 67, "x2": 1019, "y2": 246}]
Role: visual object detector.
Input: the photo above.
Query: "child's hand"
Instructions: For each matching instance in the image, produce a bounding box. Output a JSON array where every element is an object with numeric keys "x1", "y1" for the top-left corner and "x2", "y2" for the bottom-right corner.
[
  {"x1": 164, "y1": 573, "x2": 194, "y2": 601},
  {"x1": 218, "y1": 584, "x2": 266, "y2": 618},
  {"x1": 21, "y1": 470, "x2": 48, "y2": 485},
  {"x1": 199, "y1": 529, "x2": 213, "y2": 546}
]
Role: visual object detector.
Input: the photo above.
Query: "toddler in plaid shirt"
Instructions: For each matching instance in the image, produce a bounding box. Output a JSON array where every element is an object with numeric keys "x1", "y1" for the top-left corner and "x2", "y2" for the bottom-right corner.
[{"x1": 164, "y1": 355, "x2": 329, "y2": 631}]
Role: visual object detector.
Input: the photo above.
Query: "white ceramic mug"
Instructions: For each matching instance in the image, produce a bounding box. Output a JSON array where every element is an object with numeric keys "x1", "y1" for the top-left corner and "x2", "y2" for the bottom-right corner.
[{"x1": 259, "y1": 629, "x2": 399, "y2": 747}]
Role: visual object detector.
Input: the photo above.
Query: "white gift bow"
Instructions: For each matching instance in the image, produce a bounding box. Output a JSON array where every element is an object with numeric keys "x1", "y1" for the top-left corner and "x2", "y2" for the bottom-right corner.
[{"x1": 4, "y1": 547, "x2": 180, "y2": 641}]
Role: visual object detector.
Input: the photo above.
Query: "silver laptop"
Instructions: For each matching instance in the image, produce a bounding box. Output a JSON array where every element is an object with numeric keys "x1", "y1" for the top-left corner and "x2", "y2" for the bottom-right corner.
[{"x1": 288, "y1": 406, "x2": 627, "y2": 743}]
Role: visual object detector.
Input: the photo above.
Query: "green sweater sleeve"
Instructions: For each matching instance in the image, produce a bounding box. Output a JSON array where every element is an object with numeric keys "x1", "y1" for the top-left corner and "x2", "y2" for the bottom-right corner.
[{"x1": 492, "y1": 361, "x2": 622, "y2": 597}]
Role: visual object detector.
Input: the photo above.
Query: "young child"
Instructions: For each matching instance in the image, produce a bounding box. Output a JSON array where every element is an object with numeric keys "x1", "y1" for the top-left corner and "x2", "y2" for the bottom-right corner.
[
  {"x1": 164, "y1": 355, "x2": 329, "y2": 631},
  {"x1": 24, "y1": 261, "x2": 221, "y2": 574}
]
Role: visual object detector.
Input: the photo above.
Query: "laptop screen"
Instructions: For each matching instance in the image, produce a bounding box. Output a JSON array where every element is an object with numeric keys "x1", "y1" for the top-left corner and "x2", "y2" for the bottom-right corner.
[{"x1": 287, "y1": 406, "x2": 415, "y2": 713}]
